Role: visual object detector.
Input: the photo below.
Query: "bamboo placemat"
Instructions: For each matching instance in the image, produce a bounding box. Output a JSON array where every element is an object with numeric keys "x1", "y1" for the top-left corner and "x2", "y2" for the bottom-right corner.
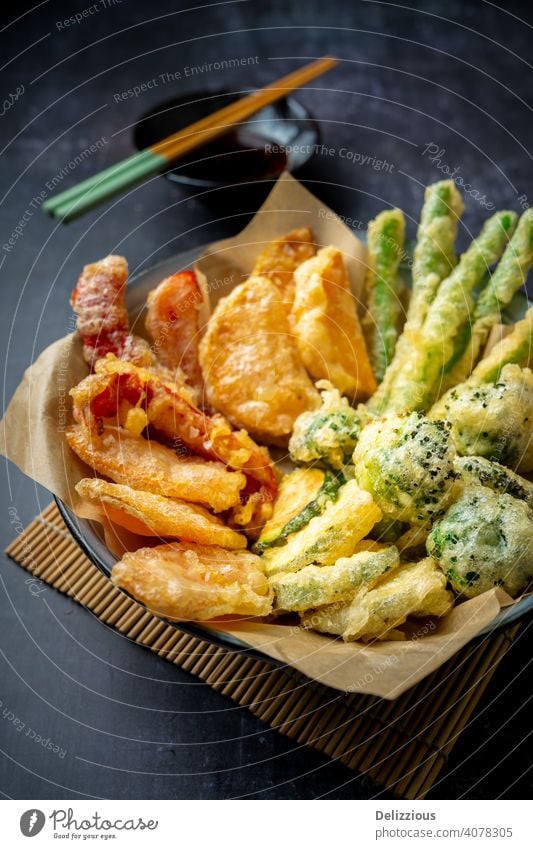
[{"x1": 5, "y1": 502, "x2": 520, "y2": 799}]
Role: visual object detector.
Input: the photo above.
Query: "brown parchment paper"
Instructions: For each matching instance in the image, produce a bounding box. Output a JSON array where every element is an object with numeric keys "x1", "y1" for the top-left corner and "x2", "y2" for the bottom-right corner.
[
  {"x1": 195, "y1": 171, "x2": 368, "y2": 311},
  {"x1": 0, "y1": 172, "x2": 509, "y2": 698}
]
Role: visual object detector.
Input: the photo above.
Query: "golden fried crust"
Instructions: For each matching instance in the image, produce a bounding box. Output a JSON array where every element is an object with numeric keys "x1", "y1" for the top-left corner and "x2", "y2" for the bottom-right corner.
[
  {"x1": 71, "y1": 255, "x2": 128, "y2": 350},
  {"x1": 292, "y1": 246, "x2": 377, "y2": 400},
  {"x1": 145, "y1": 271, "x2": 204, "y2": 391},
  {"x1": 70, "y1": 355, "x2": 277, "y2": 506},
  {"x1": 199, "y1": 275, "x2": 320, "y2": 444},
  {"x1": 301, "y1": 558, "x2": 453, "y2": 641},
  {"x1": 75, "y1": 478, "x2": 247, "y2": 549},
  {"x1": 251, "y1": 227, "x2": 316, "y2": 309},
  {"x1": 70, "y1": 355, "x2": 197, "y2": 425},
  {"x1": 66, "y1": 424, "x2": 246, "y2": 512},
  {"x1": 71, "y1": 255, "x2": 154, "y2": 368},
  {"x1": 111, "y1": 542, "x2": 273, "y2": 620}
]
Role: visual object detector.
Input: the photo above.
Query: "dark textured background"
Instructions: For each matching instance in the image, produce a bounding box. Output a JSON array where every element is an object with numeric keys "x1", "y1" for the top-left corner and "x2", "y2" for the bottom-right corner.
[{"x1": 0, "y1": 0, "x2": 532, "y2": 799}]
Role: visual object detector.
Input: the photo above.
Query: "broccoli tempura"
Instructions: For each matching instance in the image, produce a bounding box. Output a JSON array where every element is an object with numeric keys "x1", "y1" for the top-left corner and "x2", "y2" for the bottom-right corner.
[
  {"x1": 431, "y1": 364, "x2": 533, "y2": 473},
  {"x1": 427, "y1": 486, "x2": 533, "y2": 598},
  {"x1": 353, "y1": 412, "x2": 458, "y2": 526},
  {"x1": 289, "y1": 383, "x2": 371, "y2": 470},
  {"x1": 455, "y1": 455, "x2": 533, "y2": 508}
]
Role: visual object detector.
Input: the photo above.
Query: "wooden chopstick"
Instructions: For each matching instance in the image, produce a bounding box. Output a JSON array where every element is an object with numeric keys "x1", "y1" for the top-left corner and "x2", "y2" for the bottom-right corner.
[
  {"x1": 43, "y1": 57, "x2": 338, "y2": 221},
  {"x1": 150, "y1": 56, "x2": 338, "y2": 159}
]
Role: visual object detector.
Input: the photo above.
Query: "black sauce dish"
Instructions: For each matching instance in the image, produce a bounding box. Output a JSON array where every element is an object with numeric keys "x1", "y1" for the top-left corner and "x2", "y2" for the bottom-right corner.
[{"x1": 133, "y1": 90, "x2": 320, "y2": 207}]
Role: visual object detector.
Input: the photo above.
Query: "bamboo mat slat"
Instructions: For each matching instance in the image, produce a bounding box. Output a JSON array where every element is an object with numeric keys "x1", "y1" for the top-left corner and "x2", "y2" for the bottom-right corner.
[{"x1": 5, "y1": 502, "x2": 520, "y2": 799}]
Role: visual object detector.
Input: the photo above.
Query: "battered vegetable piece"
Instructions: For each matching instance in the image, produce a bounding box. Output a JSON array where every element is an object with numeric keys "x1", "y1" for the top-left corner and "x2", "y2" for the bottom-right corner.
[
  {"x1": 75, "y1": 478, "x2": 247, "y2": 548},
  {"x1": 363, "y1": 209, "x2": 406, "y2": 382},
  {"x1": 442, "y1": 210, "x2": 533, "y2": 388},
  {"x1": 70, "y1": 355, "x2": 278, "y2": 515},
  {"x1": 431, "y1": 364, "x2": 533, "y2": 473},
  {"x1": 112, "y1": 542, "x2": 273, "y2": 621},
  {"x1": 270, "y1": 545, "x2": 399, "y2": 612},
  {"x1": 427, "y1": 486, "x2": 533, "y2": 598},
  {"x1": 468, "y1": 307, "x2": 533, "y2": 384},
  {"x1": 251, "y1": 227, "x2": 316, "y2": 309},
  {"x1": 409, "y1": 181, "x2": 464, "y2": 325},
  {"x1": 368, "y1": 181, "x2": 464, "y2": 413},
  {"x1": 395, "y1": 526, "x2": 428, "y2": 560},
  {"x1": 145, "y1": 270, "x2": 204, "y2": 390},
  {"x1": 431, "y1": 309, "x2": 533, "y2": 416},
  {"x1": 255, "y1": 467, "x2": 342, "y2": 553},
  {"x1": 368, "y1": 516, "x2": 406, "y2": 544},
  {"x1": 385, "y1": 211, "x2": 517, "y2": 412},
  {"x1": 301, "y1": 558, "x2": 452, "y2": 642},
  {"x1": 71, "y1": 254, "x2": 153, "y2": 368},
  {"x1": 199, "y1": 274, "x2": 320, "y2": 445},
  {"x1": 352, "y1": 539, "x2": 390, "y2": 554},
  {"x1": 454, "y1": 455, "x2": 533, "y2": 509},
  {"x1": 66, "y1": 424, "x2": 246, "y2": 512},
  {"x1": 261, "y1": 480, "x2": 381, "y2": 577},
  {"x1": 353, "y1": 412, "x2": 458, "y2": 526},
  {"x1": 292, "y1": 246, "x2": 376, "y2": 398},
  {"x1": 289, "y1": 383, "x2": 371, "y2": 470}
]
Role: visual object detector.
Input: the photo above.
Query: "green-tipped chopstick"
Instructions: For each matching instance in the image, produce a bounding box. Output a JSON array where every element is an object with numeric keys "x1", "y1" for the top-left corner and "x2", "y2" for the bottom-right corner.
[{"x1": 43, "y1": 57, "x2": 338, "y2": 222}]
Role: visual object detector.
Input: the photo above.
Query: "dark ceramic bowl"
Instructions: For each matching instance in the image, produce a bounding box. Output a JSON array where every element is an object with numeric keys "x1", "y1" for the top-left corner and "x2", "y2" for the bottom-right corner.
[
  {"x1": 133, "y1": 90, "x2": 319, "y2": 203},
  {"x1": 57, "y1": 243, "x2": 533, "y2": 664}
]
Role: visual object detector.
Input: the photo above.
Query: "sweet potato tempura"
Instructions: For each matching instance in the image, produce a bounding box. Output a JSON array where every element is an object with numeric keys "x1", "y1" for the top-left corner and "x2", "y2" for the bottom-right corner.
[
  {"x1": 292, "y1": 246, "x2": 377, "y2": 399},
  {"x1": 251, "y1": 227, "x2": 316, "y2": 309},
  {"x1": 199, "y1": 275, "x2": 320, "y2": 445}
]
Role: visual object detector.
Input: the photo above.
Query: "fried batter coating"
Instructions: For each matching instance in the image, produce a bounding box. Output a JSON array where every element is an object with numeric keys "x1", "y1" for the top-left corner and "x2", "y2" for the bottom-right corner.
[
  {"x1": 75, "y1": 478, "x2": 246, "y2": 548},
  {"x1": 145, "y1": 270, "x2": 204, "y2": 391},
  {"x1": 270, "y1": 545, "x2": 399, "y2": 612},
  {"x1": 427, "y1": 485, "x2": 533, "y2": 598},
  {"x1": 261, "y1": 480, "x2": 382, "y2": 577},
  {"x1": 431, "y1": 364, "x2": 533, "y2": 473},
  {"x1": 112, "y1": 542, "x2": 273, "y2": 620},
  {"x1": 292, "y1": 246, "x2": 377, "y2": 399},
  {"x1": 301, "y1": 557, "x2": 452, "y2": 641},
  {"x1": 71, "y1": 255, "x2": 154, "y2": 368},
  {"x1": 66, "y1": 424, "x2": 245, "y2": 512},
  {"x1": 251, "y1": 227, "x2": 316, "y2": 309},
  {"x1": 454, "y1": 455, "x2": 533, "y2": 509},
  {"x1": 289, "y1": 382, "x2": 371, "y2": 469},
  {"x1": 256, "y1": 467, "x2": 339, "y2": 552},
  {"x1": 70, "y1": 355, "x2": 277, "y2": 518},
  {"x1": 353, "y1": 412, "x2": 459, "y2": 526},
  {"x1": 199, "y1": 275, "x2": 320, "y2": 444}
]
